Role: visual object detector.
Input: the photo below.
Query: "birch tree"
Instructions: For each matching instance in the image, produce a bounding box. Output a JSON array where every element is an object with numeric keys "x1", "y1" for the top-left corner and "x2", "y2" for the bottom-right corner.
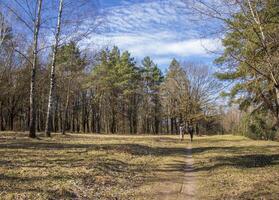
[
  {"x1": 0, "y1": 12, "x2": 10, "y2": 50},
  {"x1": 45, "y1": 0, "x2": 64, "y2": 137},
  {"x1": 1, "y1": 0, "x2": 44, "y2": 137}
]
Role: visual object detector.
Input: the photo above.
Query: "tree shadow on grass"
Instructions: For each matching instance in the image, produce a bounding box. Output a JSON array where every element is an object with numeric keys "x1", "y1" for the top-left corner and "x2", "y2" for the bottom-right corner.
[
  {"x1": 1, "y1": 137, "x2": 279, "y2": 176},
  {"x1": 237, "y1": 178, "x2": 279, "y2": 199},
  {"x1": 1, "y1": 136, "x2": 279, "y2": 199},
  {"x1": 192, "y1": 144, "x2": 279, "y2": 154},
  {"x1": 0, "y1": 157, "x2": 146, "y2": 198},
  {"x1": 160, "y1": 154, "x2": 279, "y2": 174},
  {"x1": 211, "y1": 154, "x2": 279, "y2": 168},
  {"x1": 0, "y1": 140, "x2": 189, "y2": 157},
  {"x1": 0, "y1": 173, "x2": 81, "y2": 198},
  {"x1": 154, "y1": 145, "x2": 279, "y2": 175},
  {"x1": 0, "y1": 139, "x2": 279, "y2": 165}
]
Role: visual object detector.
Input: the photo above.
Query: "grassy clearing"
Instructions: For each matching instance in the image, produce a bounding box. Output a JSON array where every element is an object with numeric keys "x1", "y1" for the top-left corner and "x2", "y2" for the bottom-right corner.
[
  {"x1": 0, "y1": 133, "x2": 279, "y2": 199},
  {"x1": 193, "y1": 135, "x2": 279, "y2": 199},
  {"x1": 0, "y1": 132, "x2": 188, "y2": 200}
]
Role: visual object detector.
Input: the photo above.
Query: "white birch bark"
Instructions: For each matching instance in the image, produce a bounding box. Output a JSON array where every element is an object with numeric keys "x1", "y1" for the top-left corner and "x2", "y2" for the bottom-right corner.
[{"x1": 45, "y1": 0, "x2": 64, "y2": 136}]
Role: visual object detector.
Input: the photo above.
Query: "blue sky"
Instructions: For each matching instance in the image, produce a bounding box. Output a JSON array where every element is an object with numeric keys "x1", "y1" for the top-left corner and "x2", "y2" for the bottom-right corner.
[
  {"x1": 88, "y1": 0, "x2": 222, "y2": 70},
  {"x1": 2, "y1": 0, "x2": 222, "y2": 71}
]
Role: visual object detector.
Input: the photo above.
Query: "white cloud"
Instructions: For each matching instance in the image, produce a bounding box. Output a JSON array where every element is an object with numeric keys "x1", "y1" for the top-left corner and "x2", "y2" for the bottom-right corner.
[
  {"x1": 126, "y1": 37, "x2": 221, "y2": 57},
  {"x1": 86, "y1": 0, "x2": 223, "y2": 68},
  {"x1": 85, "y1": 32, "x2": 222, "y2": 66},
  {"x1": 100, "y1": 0, "x2": 195, "y2": 36}
]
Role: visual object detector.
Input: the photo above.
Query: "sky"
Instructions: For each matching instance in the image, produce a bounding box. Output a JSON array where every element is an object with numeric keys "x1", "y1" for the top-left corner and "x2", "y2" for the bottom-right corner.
[
  {"x1": 2, "y1": 0, "x2": 222, "y2": 71},
  {"x1": 88, "y1": 0, "x2": 222, "y2": 70}
]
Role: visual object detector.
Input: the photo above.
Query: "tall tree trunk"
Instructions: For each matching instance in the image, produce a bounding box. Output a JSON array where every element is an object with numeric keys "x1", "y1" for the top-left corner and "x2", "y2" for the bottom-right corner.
[
  {"x1": 59, "y1": 102, "x2": 63, "y2": 132},
  {"x1": 195, "y1": 123, "x2": 199, "y2": 136},
  {"x1": 37, "y1": 109, "x2": 40, "y2": 132},
  {"x1": 62, "y1": 84, "x2": 70, "y2": 135},
  {"x1": 25, "y1": 108, "x2": 30, "y2": 131},
  {"x1": 91, "y1": 104, "x2": 94, "y2": 133},
  {"x1": 171, "y1": 117, "x2": 174, "y2": 134},
  {"x1": 97, "y1": 105, "x2": 101, "y2": 133},
  {"x1": 29, "y1": 0, "x2": 43, "y2": 138},
  {"x1": 174, "y1": 119, "x2": 178, "y2": 134},
  {"x1": 10, "y1": 114, "x2": 14, "y2": 131},
  {"x1": 0, "y1": 101, "x2": 3, "y2": 131},
  {"x1": 133, "y1": 108, "x2": 137, "y2": 134},
  {"x1": 71, "y1": 101, "x2": 75, "y2": 132},
  {"x1": 276, "y1": 87, "x2": 279, "y2": 114},
  {"x1": 45, "y1": 0, "x2": 64, "y2": 137},
  {"x1": 53, "y1": 99, "x2": 58, "y2": 132},
  {"x1": 111, "y1": 109, "x2": 116, "y2": 133},
  {"x1": 166, "y1": 117, "x2": 169, "y2": 134},
  {"x1": 82, "y1": 92, "x2": 87, "y2": 132}
]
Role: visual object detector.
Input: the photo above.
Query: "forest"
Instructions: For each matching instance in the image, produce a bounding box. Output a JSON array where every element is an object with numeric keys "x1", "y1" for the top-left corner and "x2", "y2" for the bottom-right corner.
[
  {"x1": 0, "y1": 41, "x2": 222, "y2": 136},
  {"x1": 0, "y1": 0, "x2": 279, "y2": 199},
  {"x1": 0, "y1": 0, "x2": 224, "y2": 138},
  {"x1": 1, "y1": 0, "x2": 278, "y2": 140}
]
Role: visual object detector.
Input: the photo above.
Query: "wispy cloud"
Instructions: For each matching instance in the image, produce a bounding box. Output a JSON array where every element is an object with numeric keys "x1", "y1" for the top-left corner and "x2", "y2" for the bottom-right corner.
[{"x1": 87, "y1": 0, "x2": 222, "y2": 68}]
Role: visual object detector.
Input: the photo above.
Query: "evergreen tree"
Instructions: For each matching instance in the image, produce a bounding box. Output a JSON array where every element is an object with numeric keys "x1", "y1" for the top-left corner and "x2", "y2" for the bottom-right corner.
[
  {"x1": 140, "y1": 56, "x2": 163, "y2": 134},
  {"x1": 216, "y1": 0, "x2": 279, "y2": 128}
]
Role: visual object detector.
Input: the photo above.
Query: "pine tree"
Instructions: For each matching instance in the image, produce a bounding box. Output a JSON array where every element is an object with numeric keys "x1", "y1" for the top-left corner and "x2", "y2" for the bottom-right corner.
[{"x1": 215, "y1": 0, "x2": 279, "y2": 128}]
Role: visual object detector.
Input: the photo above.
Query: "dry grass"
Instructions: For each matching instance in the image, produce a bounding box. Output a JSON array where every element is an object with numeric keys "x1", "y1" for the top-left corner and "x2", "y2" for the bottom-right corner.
[
  {"x1": 0, "y1": 132, "x2": 189, "y2": 200},
  {"x1": 192, "y1": 135, "x2": 279, "y2": 199},
  {"x1": 1, "y1": 133, "x2": 279, "y2": 199}
]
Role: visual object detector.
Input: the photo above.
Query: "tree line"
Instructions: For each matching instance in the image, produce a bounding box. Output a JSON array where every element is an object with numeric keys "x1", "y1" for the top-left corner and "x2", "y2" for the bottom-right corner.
[
  {"x1": 2, "y1": 0, "x2": 278, "y2": 140},
  {"x1": 0, "y1": 0, "x2": 224, "y2": 138},
  {"x1": 0, "y1": 26, "x2": 222, "y2": 136}
]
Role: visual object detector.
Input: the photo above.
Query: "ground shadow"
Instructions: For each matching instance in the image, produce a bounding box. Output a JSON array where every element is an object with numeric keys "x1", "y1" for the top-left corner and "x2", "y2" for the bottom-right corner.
[
  {"x1": 0, "y1": 140, "x2": 189, "y2": 157},
  {"x1": 1, "y1": 134, "x2": 279, "y2": 199},
  {"x1": 204, "y1": 154, "x2": 279, "y2": 169}
]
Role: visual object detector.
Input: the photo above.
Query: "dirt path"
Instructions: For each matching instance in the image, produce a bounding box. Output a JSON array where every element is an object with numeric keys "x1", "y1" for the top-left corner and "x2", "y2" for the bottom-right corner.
[
  {"x1": 177, "y1": 145, "x2": 195, "y2": 200},
  {"x1": 146, "y1": 144, "x2": 196, "y2": 200}
]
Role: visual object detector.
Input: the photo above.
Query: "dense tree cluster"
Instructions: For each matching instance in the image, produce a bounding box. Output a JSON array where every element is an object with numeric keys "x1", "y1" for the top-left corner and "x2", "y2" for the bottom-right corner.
[
  {"x1": 6, "y1": 0, "x2": 267, "y2": 138},
  {"x1": 0, "y1": 11, "x2": 221, "y2": 136}
]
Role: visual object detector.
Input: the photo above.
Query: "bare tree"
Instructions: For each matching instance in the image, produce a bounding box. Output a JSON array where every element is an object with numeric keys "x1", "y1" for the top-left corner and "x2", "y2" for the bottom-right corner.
[
  {"x1": 0, "y1": 12, "x2": 10, "y2": 50},
  {"x1": 29, "y1": 0, "x2": 43, "y2": 138},
  {"x1": 45, "y1": 0, "x2": 64, "y2": 137}
]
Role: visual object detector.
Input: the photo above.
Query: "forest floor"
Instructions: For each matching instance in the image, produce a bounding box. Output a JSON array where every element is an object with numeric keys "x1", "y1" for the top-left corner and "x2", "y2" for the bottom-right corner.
[{"x1": 0, "y1": 133, "x2": 278, "y2": 199}]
